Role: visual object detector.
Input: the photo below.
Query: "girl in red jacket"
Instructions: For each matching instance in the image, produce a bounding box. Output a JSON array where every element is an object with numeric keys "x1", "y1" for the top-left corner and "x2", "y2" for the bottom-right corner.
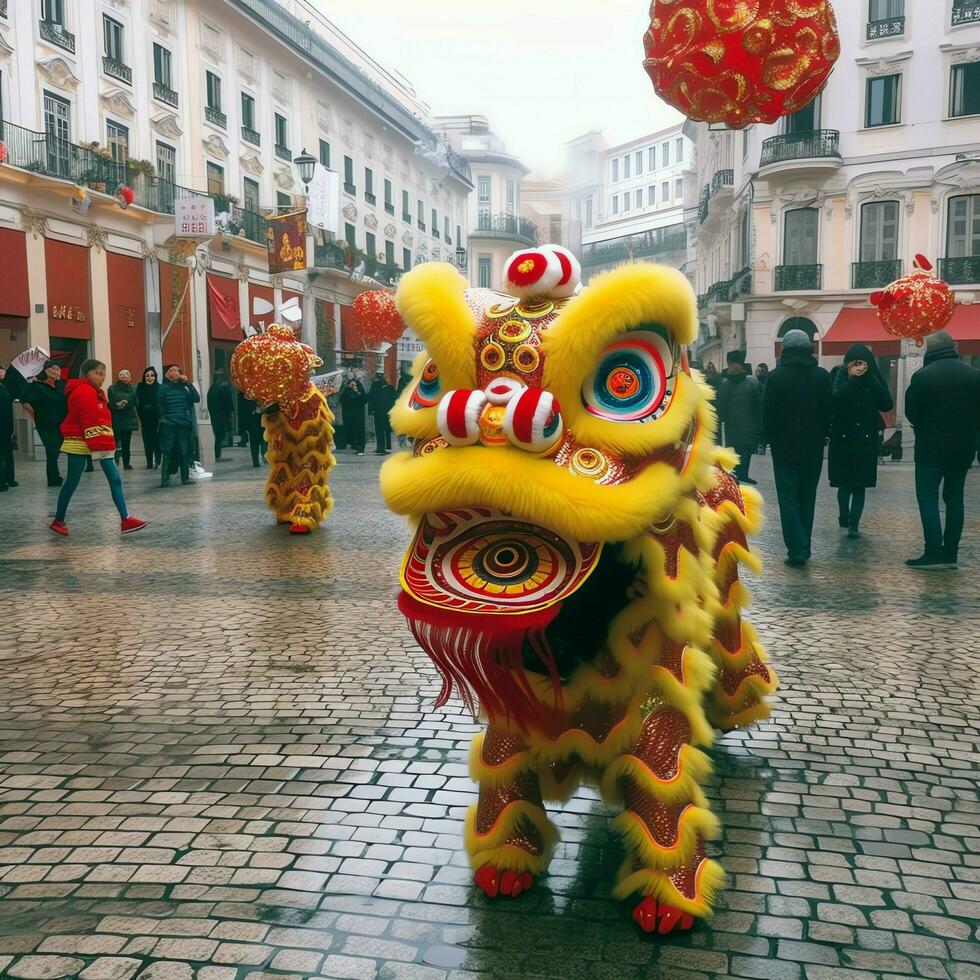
[{"x1": 50, "y1": 359, "x2": 147, "y2": 536}]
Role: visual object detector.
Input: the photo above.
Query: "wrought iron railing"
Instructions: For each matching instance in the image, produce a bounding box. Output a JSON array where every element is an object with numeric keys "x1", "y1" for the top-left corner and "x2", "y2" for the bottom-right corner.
[
  {"x1": 402, "y1": 211, "x2": 412, "y2": 223},
  {"x1": 852, "y1": 259, "x2": 901, "y2": 289},
  {"x1": 275, "y1": 143, "x2": 291, "y2": 162},
  {"x1": 867, "y1": 15, "x2": 905, "y2": 38},
  {"x1": 711, "y1": 169, "x2": 734, "y2": 195},
  {"x1": 696, "y1": 267, "x2": 752, "y2": 310},
  {"x1": 153, "y1": 82, "x2": 179, "y2": 108},
  {"x1": 939, "y1": 255, "x2": 980, "y2": 284},
  {"x1": 241, "y1": 126, "x2": 260, "y2": 147},
  {"x1": 417, "y1": 220, "x2": 426, "y2": 232},
  {"x1": 237, "y1": 209, "x2": 266, "y2": 244},
  {"x1": 474, "y1": 210, "x2": 537, "y2": 243},
  {"x1": 582, "y1": 224, "x2": 688, "y2": 268},
  {"x1": 40, "y1": 19, "x2": 75, "y2": 53},
  {"x1": 774, "y1": 264, "x2": 822, "y2": 291},
  {"x1": 384, "y1": 202, "x2": 395, "y2": 216},
  {"x1": 760, "y1": 130, "x2": 841, "y2": 167},
  {"x1": 314, "y1": 241, "x2": 350, "y2": 271},
  {"x1": 952, "y1": 0, "x2": 980, "y2": 25},
  {"x1": 697, "y1": 186, "x2": 710, "y2": 224},
  {"x1": 365, "y1": 192, "x2": 376, "y2": 205},
  {"x1": 103, "y1": 57, "x2": 132, "y2": 85},
  {"x1": 205, "y1": 106, "x2": 227, "y2": 129}
]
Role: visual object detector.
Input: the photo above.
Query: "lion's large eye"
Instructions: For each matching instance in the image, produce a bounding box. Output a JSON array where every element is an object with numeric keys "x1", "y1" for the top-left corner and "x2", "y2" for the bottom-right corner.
[
  {"x1": 582, "y1": 329, "x2": 676, "y2": 422},
  {"x1": 410, "y1": 360, "x2": 441, "y2": 409}
]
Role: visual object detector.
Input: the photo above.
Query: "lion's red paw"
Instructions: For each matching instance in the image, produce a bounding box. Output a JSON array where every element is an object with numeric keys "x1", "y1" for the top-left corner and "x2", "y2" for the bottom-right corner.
[
  {"x1": 474, "y1": 865, "x2": 534, "y2": 899},
  {"x1": 632, "y1": 897, "x2": 696, "y2": 935}
]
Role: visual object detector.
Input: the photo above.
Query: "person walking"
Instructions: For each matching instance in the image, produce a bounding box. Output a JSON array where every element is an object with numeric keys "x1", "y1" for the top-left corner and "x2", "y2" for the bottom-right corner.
[
  {"x1": 206, "y1": 369, "x2": 235, "y2": 460},
  {"x1": 828, "y1": 345, "x2": 893, "y2": 540},
  {"x1": 239, "y1": 393, "x2": 267, "y2": 468},
  {"x1": 754, "y1": 363, "x2": 771, "y2": 455},
  {"x1": 107, "y1": 369, "x2": 138, "y2": 471},
  {"x1": 763, "y1": 329, "x2": 832, "y2": 567},
  {"x1": 702, "y1": 361, "x2": 723, "y2": 397},
  {"x1": 716, "y1": 350, "x2": 762, "y2": 485},
  {"x1": 340, "y1": 377, "x2": 367, "y2": 456},
  {"x1": 136, "y1": 367, "x2": 162, "y2": 469},
  {"x1": 0, "y1": 364, "x2": 16, "y2": 492},
  {"x1": 368, "y1": 372, "x2": 397, "y2": 455},
  {"x1": 20, "y1": 359, "x2": 67, "y2": 487},
  {"x1": 904, "y1": 330, "x2": 980, "y2": 569},
  {"x1": 158, "y1": 364, "x2": 200, "y2": 486},
  {"x1": 49, "y1": 359, "x2": 146, "y2": 537}
]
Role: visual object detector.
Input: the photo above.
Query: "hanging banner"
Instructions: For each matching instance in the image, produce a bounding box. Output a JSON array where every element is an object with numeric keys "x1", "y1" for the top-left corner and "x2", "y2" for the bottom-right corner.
[
  {"x1": 266, "y1": 210, "x2": 308, "y2": 274},
  {"x1": 176, "y1": 197, "x2": 215, "y2": 237},
  {"x1": 307, "y1": 166, "x2": 340, "y2": 234}
]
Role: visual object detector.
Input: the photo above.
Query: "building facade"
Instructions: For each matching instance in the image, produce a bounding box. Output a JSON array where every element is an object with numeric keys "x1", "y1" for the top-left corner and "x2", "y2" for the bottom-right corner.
[
  {"x1": 0, "y1": 0, "x2": 471, "y2": 457},
  {"x1": 689, "y1": 0, "x2": 980, "y2": 427}
]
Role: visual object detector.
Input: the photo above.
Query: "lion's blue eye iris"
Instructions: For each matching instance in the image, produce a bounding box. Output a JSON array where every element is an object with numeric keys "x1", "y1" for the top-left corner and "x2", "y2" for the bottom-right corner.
[
  {"x1": 582, "y1": 330, "x2": 674, "y2": 422},
  {"x1": 411, "y1": 360, "x2": 441, "y2": 410}
]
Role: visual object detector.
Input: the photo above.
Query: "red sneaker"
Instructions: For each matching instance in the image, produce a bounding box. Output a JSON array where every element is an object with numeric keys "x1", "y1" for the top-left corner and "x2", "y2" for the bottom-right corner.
[
  {"x1": 49, "y1": 520, "x2": 69, "y2": 537},
  {"x1": 288, "y1": 523, "x2": 310, "y2": 535},
  {"x1": 121, "y1": 516, "x2": 148, "y2": 534}
]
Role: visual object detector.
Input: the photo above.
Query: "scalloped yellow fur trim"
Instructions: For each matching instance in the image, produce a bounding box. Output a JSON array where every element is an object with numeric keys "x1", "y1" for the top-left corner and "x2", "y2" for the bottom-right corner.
[
  {"x1": 613, "y1": 856, "x2": 726, "y2": 917},
  {"x1": 614, "y1": 804, "x2": 720, "y2": 871}
]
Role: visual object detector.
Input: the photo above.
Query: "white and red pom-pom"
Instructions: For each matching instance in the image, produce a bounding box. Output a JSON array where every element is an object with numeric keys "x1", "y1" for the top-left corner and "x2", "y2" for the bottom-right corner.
[
  {"x1": 543, "y1": 245, "x2": 581, "y2": 299},
  {"x1": 437, "y1": 389, "x2": 488, "y2": 447},
  {"x1": 503, "y1": 245, "x2": 581, "y2": 301},
  {"x1": 503, "y1": 388, "x2": 563, "y2": 454}
]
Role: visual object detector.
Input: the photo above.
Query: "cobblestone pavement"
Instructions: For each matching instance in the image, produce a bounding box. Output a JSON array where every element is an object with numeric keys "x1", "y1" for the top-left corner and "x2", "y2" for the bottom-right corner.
[{"x1": 0, "y1": 448, "x2": 977, "y2": 980}]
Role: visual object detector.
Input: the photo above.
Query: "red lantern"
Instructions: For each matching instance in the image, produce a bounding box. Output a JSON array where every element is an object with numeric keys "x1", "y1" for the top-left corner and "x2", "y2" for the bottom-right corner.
[
  {"x1": 642, "y1": 0, "x2": 841, "y2": 128},
  {"x1": 0, "y1": 141, "x2": 7, "y2": 165},
  {"x1": 870, "y1": 255, "x2": 956, "y2": 348},
  {"x1": 353, "y1": 290, "x2": 405, "y2": 349},
  {"x1": 116, "y1": 184, "x2": 135, "y2": 209}
]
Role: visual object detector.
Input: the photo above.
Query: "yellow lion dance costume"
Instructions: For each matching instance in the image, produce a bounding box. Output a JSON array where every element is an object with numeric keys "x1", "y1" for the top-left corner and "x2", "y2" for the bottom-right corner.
[
  {"x1": 230, "y1": 324, "x2": 335, "y2": 534},
  {"x1": 380, "y1": 246, "x2": 777, "y2": 934}
]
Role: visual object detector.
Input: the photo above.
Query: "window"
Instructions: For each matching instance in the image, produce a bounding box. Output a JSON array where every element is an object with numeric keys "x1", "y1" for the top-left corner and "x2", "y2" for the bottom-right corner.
[
  {"x1": 742, "y1": 127, "x2": 750, "y2": 158},
  {"x1": 319, "y1": 139, "x2": 330, "y2": 168},
  {"x1": 457, "y1": 223, "x2": 462, "y2": 245},
  {"x1": 675, "y1": 137, "x2": 684, "y2": 162},
  {"x1": 243, "y1": 177, "x2": 259, "y2": 213},
  {"x1": 662, "y1": 181, "x2": 670, "y2": 203},
  {"x1": 612, "y1": 158, "x2": 619, "y2": 182},
  {"x1": 432, "y1": 208, "x2": 438, "y2": 236},
  {"x1": 366, "y1": 231, "x2": 376, "y2": 259},
  {"x1": 478, "y1": 255, "x2": 492, "y2": 288},
  {"x1": 675, "y1": 177, "x2": 684, "y2": 200},
  {"x1": 623, "y1": 191, "x2": 630, "y2": 211},
  {"x1": 43, "y1": 91, "x2": 70, "y2": 174},
  {"x1": 403, "y1": 247, "x2": 412, "y2": 271},
  {"x1": 624, "y1": 155, "x2": 631, "y2": 180},
  {"x1": 206, "y1": 162, "x2": 224, "y2": 196},
  {"x1": 384, "y1": 178, "x2": 394, "y2": 214},
  {"x1": 444, "y1": 216, "x2": 451, "y2": 242},
  {"x1": 506, "y1": 179, "x2": 517, "y2": 215},
  {"x1": 478, "y1": 175, "x2": 491, "y2": 206},
  {"x1": 417, "y1": 199, "x2": 424, "y2": 229},
  {"x1": 946, "y1": 194, "x2": 980, "y2": 258},
  {"x1": 635, "y1": 150, "x2": 643, "y2": 175},
  {"x1": 865, "y1": 74, "x2": 900, "y2": 127},
  {"x1": 344, "y1": 156, "x2": 354, "y2": 194},
  {"x1": 951, "y1": 62, "x2": 980, "y2": 118},
  {"x1": 385, "y1": 240, "x2": 395, "y2": 266},
  {"x1": 275, "y1": 113, "x2": 288, "y2": 148},
  {"x1": 612, "y1": 194, "x2": 619, "y2": 215},
  {"x1": 860, "y1": 201, "x2": 899, "y2": 261},
  {"x1": 585, "y1": 198, "x2": 593, "y2": 228},
  {"x1": 241, "y1": 93, "x2": 255, "y2": 130},
  {"x1": 153, "y1": 44, "x2": 172, "y2": 88},
  {"x1": 648, "y1": 185, "x2": 656, "y2": 206},
  {"x1": 364, "y1": 168, "x2": 374, "y2": 203},
  {"x1": 661, "y1": 143, "x2": 669, "y2": 167},
  {"x1": 345, "y1": 222, "x2": 357, "y2": 250},
  {"x1": 42, "y1": 0, "x2": 63, "y2": 23},
  {"x1": 402, "y1": 189, "x2": 411, "y2": 220},
  {"x1": 635, "y1": 189, "x2": 643, "y2": 209},
  {"x1": 106, "y1": 120, "x2": 128, "y2": 164},
  {"x1": 206, "y1": 71, "x2": 221, "y2": 111},
  {"x1": 648, "y1": 147, "x2": 656, "y2": 171},
  {"x1": 276, "y1": 191, "x2": 291, "y2": 209},
  {"x1": 103, "y1": 15, "x2": 123, "y2": 62},
  {"x1": 783, "y1": 207, "x2": 819, "y2": 266},
  {"x1": 785, "y1": 97, "x2": 819, "y2": 133},
  {"x1": 738, "y1": 210, "x2": 751, "y2": 268},
  {"x1": 869, "y1": 0, "x2": 903, "y2": 19},
  {"x1": 155, "y1": 142, "x2": 175, "y2": 185}
]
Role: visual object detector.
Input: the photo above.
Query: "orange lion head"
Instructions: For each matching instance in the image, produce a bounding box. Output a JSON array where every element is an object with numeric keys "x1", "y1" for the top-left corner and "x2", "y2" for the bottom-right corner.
[{"x1": 230, "y1": 324, "x2": 322, "y2": 417}]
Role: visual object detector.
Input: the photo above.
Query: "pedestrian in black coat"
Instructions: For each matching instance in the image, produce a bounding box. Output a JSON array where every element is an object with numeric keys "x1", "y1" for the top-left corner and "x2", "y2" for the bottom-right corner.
[
  {"x1": 340, "y1": 378, "x2": 367, "y2": 455},
  {"x1": 904, "y1": 330, "x2": 980, "y2": 569},
  {"x1": 0, "y1": 365, "x2": 16, "y2": 491},
  {"x1": 716, "y1": 350, "x2": 762, "y2": 484},
  {"x1": 206, "y1": 370, "x2": 236, "y2": 459},
  {"x1": 19, "y1": 360, "x2": 68, "y2": 486},
  {"x1": 367, "y1": 373, "x2": 397, "y2": 455},
  {"x1": 828, "y1": 344, "x2": 893, "y2": 538},
  {"x1": 157, "y1": 364, "x2": 200, "y2": 486},
  {"x1": 763, "y1": 330, "x2": 832, "y2": 567},
  {"x1": 136, "y1": 367, "x2": 162, "y2": 469},
  {"x1": 107, "y1": 370, "x2": 138, "y2": 470}
]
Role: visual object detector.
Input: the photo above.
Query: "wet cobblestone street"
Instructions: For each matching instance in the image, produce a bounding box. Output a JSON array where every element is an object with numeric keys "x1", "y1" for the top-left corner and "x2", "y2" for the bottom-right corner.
[{"x1": 0, "y1": 450, "x2": 977, "y2": 980}]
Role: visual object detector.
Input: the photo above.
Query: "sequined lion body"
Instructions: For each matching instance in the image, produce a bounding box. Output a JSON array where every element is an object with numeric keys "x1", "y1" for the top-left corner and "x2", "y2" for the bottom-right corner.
[
  {"x1": 230, "y1": 325, "x2": 335, "y2": 534},
  {"x1": 381, "y1": 248, "x2": 777, "y2": 933}
]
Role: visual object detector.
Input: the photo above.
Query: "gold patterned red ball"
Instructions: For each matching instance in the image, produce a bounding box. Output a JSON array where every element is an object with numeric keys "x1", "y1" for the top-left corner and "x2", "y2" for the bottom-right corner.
[
  {"x1": 230, "y1": 324, "x2": 312, "y2": 416},
  {"x1": 353, "y1": 290, "x2": 405, "y2": 349},
  {"x1": 871, "y1": 273, "x2": 956, "y2": 347}
]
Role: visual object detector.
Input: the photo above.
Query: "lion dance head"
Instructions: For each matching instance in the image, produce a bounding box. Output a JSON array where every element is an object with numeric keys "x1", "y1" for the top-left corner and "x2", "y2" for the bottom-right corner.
[{"x1": 230, "y1": 324, "x2": 322, "y2": 417}]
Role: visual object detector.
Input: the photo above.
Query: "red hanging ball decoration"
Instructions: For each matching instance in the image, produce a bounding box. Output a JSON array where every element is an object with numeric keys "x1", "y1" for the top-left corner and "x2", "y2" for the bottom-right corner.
[
  {"x1": 0, "y1": 141, "x2": 7, "y2": 165},
  {"x1": 870, "y1": 255, "x2": 956, "y2": 348},
  {"x1": 231, "y1": 324, "x2": 313, "y2": 417},
  {"x1": 642, "y1": 0, "x2": 841, "y2": 128},
  {"x1": 353, "y1": 290, "x2": 405, "y2": 348}
]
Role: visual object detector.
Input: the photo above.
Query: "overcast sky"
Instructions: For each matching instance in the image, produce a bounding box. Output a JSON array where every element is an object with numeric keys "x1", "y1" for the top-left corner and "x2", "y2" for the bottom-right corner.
[{"x1": 310, "y1": 0, "x2": 682, "y2": 176}]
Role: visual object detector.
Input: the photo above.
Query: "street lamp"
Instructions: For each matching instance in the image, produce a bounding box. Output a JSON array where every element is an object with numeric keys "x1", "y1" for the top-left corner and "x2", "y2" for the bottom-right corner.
[{"x1": 293, "y1": 148, "x2": 317, "y2": 192}]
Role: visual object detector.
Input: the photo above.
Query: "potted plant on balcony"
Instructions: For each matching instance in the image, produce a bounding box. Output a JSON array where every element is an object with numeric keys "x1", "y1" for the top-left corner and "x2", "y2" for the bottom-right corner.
[
  {"x1": 213, "y1": 193, "x2": 238, "y2": 215},
  {"x1": 81, "y1": 147, "x2": 117, "y2": 193},
  {"x1": 125, "y1": 158, "x2": 155, "y2": 180}
]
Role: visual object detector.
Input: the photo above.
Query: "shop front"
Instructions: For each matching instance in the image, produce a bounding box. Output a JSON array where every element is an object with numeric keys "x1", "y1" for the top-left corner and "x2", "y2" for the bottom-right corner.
[{"x1": 45, "y1": 239, "x2": 92, "y2": 378}]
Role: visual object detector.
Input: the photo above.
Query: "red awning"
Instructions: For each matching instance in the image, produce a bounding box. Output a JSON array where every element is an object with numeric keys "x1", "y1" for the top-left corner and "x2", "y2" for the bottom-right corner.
[
  {"x1": 947, "y1": 304, "x2": 980, "y2": 355},
  {"x1": 822, "y1": 308, "x2": 900, "y2": 356}
]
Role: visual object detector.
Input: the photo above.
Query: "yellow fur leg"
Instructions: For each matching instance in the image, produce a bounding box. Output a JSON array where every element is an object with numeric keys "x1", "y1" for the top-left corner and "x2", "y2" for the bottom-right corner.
[
  {"x1": 600, "y1": 744, "x2": 713, "y2": 807},
  {"x1": 468, "y1": 734, "x2": 535, "y2": 789},
  {"x1": 613, "y1": 856, "x2": 726, "y2": 918},
  {"x1": 614, "y1": 805, "x2": 720, "y2": 871},
  {"x1": 463, "y1": 802, "x2": 558, "y2": 875}
]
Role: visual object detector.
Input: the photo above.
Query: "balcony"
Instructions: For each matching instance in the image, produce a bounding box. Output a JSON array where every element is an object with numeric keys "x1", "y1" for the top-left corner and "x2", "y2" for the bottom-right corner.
[
  {"x1": 384, "y1": 202, "x2": 395, "y2": 216},
  {"x1": 312, "y1": 241, "x2": 403, "y2": 286},
  {"x1": 952, "y1": 1, "x2": 980, "y2": 25},
  {"x1": 343, "y1": 182, "x2": 356, "y2": 195},
  {"x1": 433, "y1": 229, "x2": 440, "y2": 240},
  {"x1": 697, "y1": 267, "x2": 752, "y2": 310},
  {"x1": 582, "y1": 224, "x2": 688, "y2": 269},
  {"x1": 417, "y1": 220, "x2": 426, "y2": 232},
  {"x1": 852, "y1": 259, "x2": 901, "y2": 289},
  {"x1": 697, "y1": 186, "x2": 710, "y2": 225},
  {"x1": 102, "y1": 57, "x2": 132, "y2": 85},
  {"x1": 241, "y1": 126, "x2": 260, "y2": 147},
  {"x1": 275, "y1": 143, "x2": 291, "y2": 162},
  {"x1": 39, "y1": 19, "x2": 75, "y2": 53},
  {"x1": 939, "y1": 255, "x2": 980, "y2": 284},
  {"x1": 867, "y1": 15, "x2": 905, "y2": 38},
  {"x1": 759, "y1": 130, "x2": 841, "y2": 177},
  {"x1": 774, "y1": 264, "x2": 822, "y2": 291},
  {"x1": 236, "y1": 208, "x2": 266, "y2": 245},
  {"x1": 205, "y1": 106, "x2": 227, "y2": 129},
  {"x1": 711, "y1": 169, "x2": 734, "y2": 195},
  {"x1": 402, "y1": 211, "x2": 412, "y2": 223},
  {"x1": 473, "y1": 210, "x2": 537, "y2": 245},
  {"x1": 153, "y1": 82, "x2": 179, "y2": 108},
  {"x1": 365, "y1": 192, "x2": 376, "y2": 205}
]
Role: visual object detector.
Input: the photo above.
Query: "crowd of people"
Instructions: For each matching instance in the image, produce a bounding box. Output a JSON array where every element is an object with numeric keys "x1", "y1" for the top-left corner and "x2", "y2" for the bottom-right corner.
[{"x1": 710, "y1": 329, "x2": 980, "y2": 571}]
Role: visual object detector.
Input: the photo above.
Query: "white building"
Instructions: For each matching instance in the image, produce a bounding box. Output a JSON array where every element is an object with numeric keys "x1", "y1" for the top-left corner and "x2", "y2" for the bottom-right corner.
[
  {"x1": 0, "y1": 0, "x2": 471, "y2": 457},
  {"x1": 689, "y1": 0, "x2": 980, "y2": 429}
]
